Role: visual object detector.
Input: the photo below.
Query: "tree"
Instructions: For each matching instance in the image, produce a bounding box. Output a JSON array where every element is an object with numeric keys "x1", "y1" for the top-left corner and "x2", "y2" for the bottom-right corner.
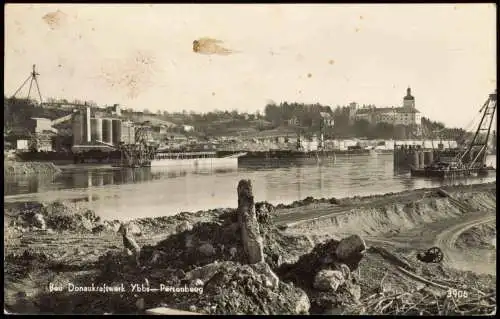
[{"x1": 352, "y1": 119, "x2": 370, "y2": 137}]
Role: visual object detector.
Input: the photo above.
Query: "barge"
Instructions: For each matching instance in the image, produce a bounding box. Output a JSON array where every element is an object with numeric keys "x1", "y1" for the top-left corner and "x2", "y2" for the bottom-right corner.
[
  {"x1": 410, "y1": 162, "x2": 495, "y2": 178},
  {"x1": 151, "y1": 151, "x2": 246, "y2": 169},
  {"x1": 410, "y1": 90, "x2": 496, "y2": 179}
]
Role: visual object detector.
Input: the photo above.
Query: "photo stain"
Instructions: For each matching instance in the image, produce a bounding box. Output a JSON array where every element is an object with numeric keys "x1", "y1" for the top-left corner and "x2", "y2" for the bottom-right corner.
[
  {"x1": 193, "y1": 37, "x2": 234, "y2": 56},
  {"x1": 355, "y1": 28, "x2": 360, "y2": 33},
  {"x1": 359, "y1": 15, "x2": 364, "y2": 20},
  {"x1": 307, "y1": 73, "x2": 312, "y2": 78},
  {"x1": 101, "y1": 51, "x2": 157, "y2": 99},
  {"x1": 329, "y1": 60, "x2": 335, "y2": 65},
  {"x1": 212, "y1": 92, "x2": 216, "y2": 96},
  {"x1": 42, "y1": 10, "x2": 68, "y2": 30}
]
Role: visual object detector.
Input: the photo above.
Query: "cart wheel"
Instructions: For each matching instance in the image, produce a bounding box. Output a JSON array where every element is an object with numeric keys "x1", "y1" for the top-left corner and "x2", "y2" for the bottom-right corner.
[{"x1": 427, "y1": 246, "x2": 444, "y2": 263}]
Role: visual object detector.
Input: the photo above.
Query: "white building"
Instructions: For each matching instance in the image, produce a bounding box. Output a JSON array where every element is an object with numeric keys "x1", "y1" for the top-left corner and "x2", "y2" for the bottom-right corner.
[
  {"x1": 353, "y1": 87, "x2": 422, "y2": 126},
  {"x1": 182, "y1": 125, "x2": 195, "y2": 132}
]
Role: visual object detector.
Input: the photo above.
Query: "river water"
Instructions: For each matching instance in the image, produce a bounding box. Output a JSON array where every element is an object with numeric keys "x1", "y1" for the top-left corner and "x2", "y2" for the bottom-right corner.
[{"x1": 4, "y1": 154, "x2": 496, "y2": 221}]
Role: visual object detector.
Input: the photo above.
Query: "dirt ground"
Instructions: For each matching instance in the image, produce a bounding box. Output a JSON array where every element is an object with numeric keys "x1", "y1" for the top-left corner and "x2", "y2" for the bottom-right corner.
[{"x1": 3, "y1": 182, "x2": 496, "y2": 315}]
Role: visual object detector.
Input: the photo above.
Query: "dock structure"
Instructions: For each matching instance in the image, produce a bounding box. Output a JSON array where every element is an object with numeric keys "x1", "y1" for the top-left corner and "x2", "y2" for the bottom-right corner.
[
  {"x1": 393, "y1": 145, "x2": 461, "y2": 171},
  {"x1": 409, "y1": 90, "x2": 496, "y2": 178}
]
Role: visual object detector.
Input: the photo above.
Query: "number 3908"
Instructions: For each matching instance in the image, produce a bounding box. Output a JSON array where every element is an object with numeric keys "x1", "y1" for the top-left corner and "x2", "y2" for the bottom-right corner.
[{"x1": 447, "y1": 288, "x2": 468, "y2": 298}]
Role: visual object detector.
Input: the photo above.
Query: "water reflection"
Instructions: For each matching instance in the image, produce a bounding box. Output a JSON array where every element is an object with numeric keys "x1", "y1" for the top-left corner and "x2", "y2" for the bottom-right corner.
[{"x1": 4, "y1": 154, "x2": 496, "y2": 220}]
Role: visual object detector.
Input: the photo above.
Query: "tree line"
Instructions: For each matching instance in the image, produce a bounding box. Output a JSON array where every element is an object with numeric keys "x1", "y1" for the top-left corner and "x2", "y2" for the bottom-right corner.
[{"x1": 4, "y1": 96, "x2": 471, "y2": 141}]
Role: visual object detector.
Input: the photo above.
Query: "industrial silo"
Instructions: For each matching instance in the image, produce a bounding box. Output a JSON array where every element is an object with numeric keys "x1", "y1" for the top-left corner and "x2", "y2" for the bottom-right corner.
[
  {"x1": 85, "y1": 107, "x2": 91, "y2": 142},
  {"x1": 72, "y1": 112, "x2": 84, "y2": 146},
  {"x1": 102, "y1": 119, "x2": 113, "y2": 144},
  {"x1": 112, "y1": 119, "x2": 122, "y2": 145},
  {"x1": 90, "y1": 118, "x2": 98, "y2": 142},
  {"x1": 95, "y1": 118, "x2": 103, "y2": 142}
]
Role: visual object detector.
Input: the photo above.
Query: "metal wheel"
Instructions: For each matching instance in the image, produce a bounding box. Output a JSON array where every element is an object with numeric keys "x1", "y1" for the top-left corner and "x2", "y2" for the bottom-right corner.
[{"x1": 427, "y1": 246, "x2": 444, "y2": 263}]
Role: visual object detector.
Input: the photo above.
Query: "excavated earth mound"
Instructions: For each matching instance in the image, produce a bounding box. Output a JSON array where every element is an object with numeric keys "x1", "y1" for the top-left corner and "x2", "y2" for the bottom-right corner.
[{"x1": 456, "y1": 222, "x2": 496, "y2": 250}]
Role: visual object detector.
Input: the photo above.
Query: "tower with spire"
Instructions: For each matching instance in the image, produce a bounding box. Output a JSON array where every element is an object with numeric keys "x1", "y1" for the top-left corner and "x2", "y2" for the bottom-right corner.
[{"x1": 403, "y1": 86, "x2": 415, "y2": 108}]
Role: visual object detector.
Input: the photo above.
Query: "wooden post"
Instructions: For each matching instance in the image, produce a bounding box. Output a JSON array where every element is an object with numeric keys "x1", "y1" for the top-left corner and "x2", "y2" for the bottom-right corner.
[{"x1": 237, "y1": 179, "x2": 264, "y2": 264}]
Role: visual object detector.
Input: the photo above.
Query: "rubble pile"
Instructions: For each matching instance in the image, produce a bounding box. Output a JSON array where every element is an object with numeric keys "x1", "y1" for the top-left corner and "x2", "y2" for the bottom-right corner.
[
  {"x1": 88, "y1": 179, "x2": 372, "y2": 314},
  {"x1": 5, "y1": 250, "x2": 50, "y2": 279},
  {"x1": 5, "y1": 201, "x2": 103, "y2": 233},
  {"x1": 277, "y1": 235, "x2": 367, "y2": 314},
  {"x1": 90, "y1": 179, "x2": 315, "y2": 314},
  {"x1": 170, "y1": 261, "x2": 310, "y2": 315}
]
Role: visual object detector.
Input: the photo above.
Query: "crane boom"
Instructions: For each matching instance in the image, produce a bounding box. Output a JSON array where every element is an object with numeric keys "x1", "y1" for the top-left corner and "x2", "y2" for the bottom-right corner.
[{"x1": 457, "y1": 91, "x2": 497, "y2": 169}]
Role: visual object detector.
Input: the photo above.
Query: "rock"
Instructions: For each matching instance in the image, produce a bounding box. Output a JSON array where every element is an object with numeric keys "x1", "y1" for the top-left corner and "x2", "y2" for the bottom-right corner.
[
  {"x1": 237, "y1": 179, "x2": 265, "y2": 264},
  {"x1": 334, "y1": 263, "x2": 351, "y2": 281},
  {"x1": 198, "y1": 243, "x2": 216, "y2": 256},
  {"x1": 229, "y1": 247, "x2": 238, "y2": 258},
  {"x1": 335, "y1": 235, "x2": 366, "y2": 270},
  {"x1": 313, "y1": 269, "x2": 346, "y2": 292},
  {"x1": 295, "y1": 290, "x2": 311, "y2": 314},
  {"x1": 185, "y1": 262, "x2": 230, "y2": 283},
  {"x1": 193, "y1": 279, "x2": 204, "y2": 287},
  {"x1": 176, "y1": 221, "x2": 193, "y2": 233},
  {"x1": 33, "y1": 213, "x2": 46, "y2": 230},
  {"x1": 225, "y1": 222, "x2": 240, "y2": 234},
  {"x1": 81, "y1": 218, "x2": 94, "y2": 231},
  {"x1": 346, "y1": 283, "x2": 361, "y2": 303},
  {"x1": 128, "y1": 222, "x2": 142, "y2": 236},
  {"x1": 185, "y1": 235, "x2": 195, "y2": 248},
  {"x1": 150, "y1": 251, "x2": 161, "y2": 264},
  {"x1": 255, "y1": 201, "x2": 274, "y2": 225},
  {"x1": 252, "y1": 262, "x2": 279, "y2": 290},
  {"x1": 92, "y1": 224, "x2": 106, "y2": 234},
  {"x1": 109, "y1": 222, "x2": 121, "y2": 232},
  {"x1": 136, "y1": 298, "x2": 145, "y2": 310}
]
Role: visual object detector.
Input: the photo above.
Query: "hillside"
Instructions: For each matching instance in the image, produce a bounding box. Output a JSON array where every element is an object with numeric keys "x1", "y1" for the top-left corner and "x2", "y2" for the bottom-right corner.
[{"x1": 4, "y1": 97, "x2": 470, "y2": 141}]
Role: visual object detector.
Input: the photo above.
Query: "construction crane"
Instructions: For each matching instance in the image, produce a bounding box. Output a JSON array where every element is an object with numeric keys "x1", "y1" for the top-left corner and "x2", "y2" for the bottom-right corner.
[
  {"x1": 117, "y1": 126, "x2": 157, "y2": 168},
  {"x1": 456, "y1": 90, "x2": 497, "y2": 170},
  {"x1": 11, "y1": 64, "x2": 43, "y2": 105}
]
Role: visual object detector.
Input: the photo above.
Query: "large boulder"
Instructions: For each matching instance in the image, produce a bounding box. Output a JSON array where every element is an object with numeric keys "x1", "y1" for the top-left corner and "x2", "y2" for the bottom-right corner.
[
  {"x1": 313, "y1": 269, "x2": 346, "y2": 292},
  {"x1": 335, "y1": 235, "x2": 366, "y2": 270}
]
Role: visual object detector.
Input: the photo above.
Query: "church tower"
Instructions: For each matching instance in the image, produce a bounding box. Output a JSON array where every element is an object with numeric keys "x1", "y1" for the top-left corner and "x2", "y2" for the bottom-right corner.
[{"x1": 403, "y1": 87, "x2": 415, "y2": 108}]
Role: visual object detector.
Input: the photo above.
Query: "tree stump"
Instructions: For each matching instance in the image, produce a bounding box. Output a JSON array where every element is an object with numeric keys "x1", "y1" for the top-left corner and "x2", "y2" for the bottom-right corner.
[{"x1": 237, "y1": 179, "x2": 264, "y2": 264}]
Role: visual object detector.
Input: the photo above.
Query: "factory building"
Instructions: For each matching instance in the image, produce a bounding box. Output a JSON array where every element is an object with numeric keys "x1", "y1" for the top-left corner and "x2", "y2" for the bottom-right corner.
[{"x1": 71, "y1": 107, "x2": 136, "y2": 153}]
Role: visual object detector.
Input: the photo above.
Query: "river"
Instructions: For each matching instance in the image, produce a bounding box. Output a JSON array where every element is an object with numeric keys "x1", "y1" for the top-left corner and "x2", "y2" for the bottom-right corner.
[{"x1": 3, "y1": 154, "x2": 496, "y2": 221}]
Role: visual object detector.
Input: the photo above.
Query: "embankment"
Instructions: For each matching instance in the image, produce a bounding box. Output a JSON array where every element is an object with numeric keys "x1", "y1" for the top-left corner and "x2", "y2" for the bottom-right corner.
[
  {"x1": 456, "y1": 222, "x2": 496, "y2": 250},
  {"x1": 4, "y1": 160, "x2": 61, "y2": 176},
  {"x1": 280, "y1": 183, "x2": 496, "y2": 239},
  {"x1": 3, "y1": 182, "x2": 496, "y2": 315}
]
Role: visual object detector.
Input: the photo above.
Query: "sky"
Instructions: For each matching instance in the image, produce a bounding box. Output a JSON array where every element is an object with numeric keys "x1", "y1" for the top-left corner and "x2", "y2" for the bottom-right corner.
[{"x1": 4, "y1": 3, "x2": 497, "y2": 128}]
